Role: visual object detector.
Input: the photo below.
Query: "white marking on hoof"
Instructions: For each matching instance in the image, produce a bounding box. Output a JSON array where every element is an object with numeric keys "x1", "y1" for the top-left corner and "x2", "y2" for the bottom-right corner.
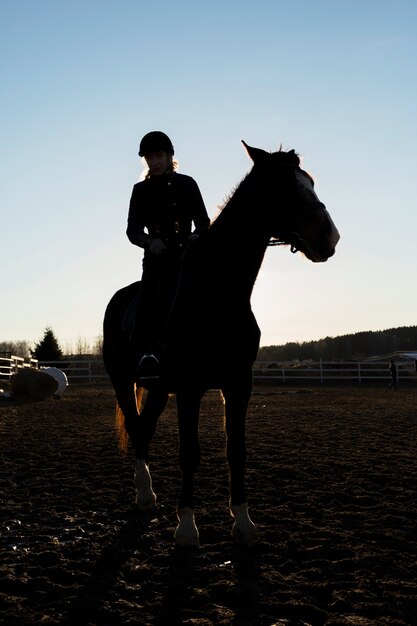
[
  {"x1": 174, "y1": 508, "x2": 200, "y2": 547},
  {"x1": 230, "y1": 502, "x2": 258, "y2": 546},
  {"x1": 134, "y1": 459, "x2": 157, "y2": 511}
]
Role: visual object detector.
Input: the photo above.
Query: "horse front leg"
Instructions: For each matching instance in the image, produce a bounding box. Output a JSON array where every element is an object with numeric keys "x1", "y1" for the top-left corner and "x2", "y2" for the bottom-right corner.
[
  {"x1": 222, "y1": 375, "x2": 258, "y2": 546},
  {"x1": 174, "y1": 389, "x2": 203, "y2": 547}
]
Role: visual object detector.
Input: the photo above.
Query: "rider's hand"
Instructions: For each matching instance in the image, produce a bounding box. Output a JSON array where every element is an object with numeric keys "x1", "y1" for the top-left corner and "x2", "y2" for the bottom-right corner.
[
  {"x1": 187, "y1": 233, "x2": 200, "y2": 246},
  {"x1": 149, "y1": 238, "x2": 167, "y2": 255}
]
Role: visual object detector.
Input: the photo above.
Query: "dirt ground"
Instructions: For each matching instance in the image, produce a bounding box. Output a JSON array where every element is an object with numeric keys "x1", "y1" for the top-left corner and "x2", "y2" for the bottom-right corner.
[{"x1": 1, "y1": 382, "x2": 416, "y2": 625}]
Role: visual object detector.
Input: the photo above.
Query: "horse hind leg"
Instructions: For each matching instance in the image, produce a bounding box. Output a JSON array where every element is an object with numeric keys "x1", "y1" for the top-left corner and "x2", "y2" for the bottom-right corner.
[
  {"x1": 133, "y1": 387, "x2": 168, "y2": 511},
  {"x1": 134, "y1": 459, "x2": 157, "y2": 511},
  {"x1": 112, "y1": 380, "x2": 168, "y2": 510}
]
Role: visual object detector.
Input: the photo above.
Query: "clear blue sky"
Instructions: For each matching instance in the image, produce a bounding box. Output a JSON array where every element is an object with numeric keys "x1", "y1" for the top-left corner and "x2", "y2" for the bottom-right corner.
[{"x1": 1, "y1": 0, "x2": 416, "y2": 351}]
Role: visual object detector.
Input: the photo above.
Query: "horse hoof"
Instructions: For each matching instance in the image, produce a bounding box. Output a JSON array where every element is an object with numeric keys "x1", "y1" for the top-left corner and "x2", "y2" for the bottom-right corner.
[
  {"x1": 174, "y1": 507, "x2": 200, "y2": 547},
  {"x1": 231, "y1": 523, "x2": 258, "y2": 546},
  {"x1": 135, "y1": 492, "x2": 157, "y2": 512},
  {"x1": 230, "y1": 502, "x2": 258, "y2": 546}
]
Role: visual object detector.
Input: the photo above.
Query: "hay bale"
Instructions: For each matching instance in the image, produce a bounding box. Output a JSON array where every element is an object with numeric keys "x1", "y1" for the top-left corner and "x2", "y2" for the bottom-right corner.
[
  {"x1": 11, "y1": 368, "x2": 59, "y2": 400},
  {"x1": 40, "y1": 367, "x2": 68, "y2": 396}
]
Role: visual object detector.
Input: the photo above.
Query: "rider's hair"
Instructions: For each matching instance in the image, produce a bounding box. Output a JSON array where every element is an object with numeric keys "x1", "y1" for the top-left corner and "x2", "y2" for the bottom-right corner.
[{"x1": 143, "y1": 156, "x2": 179, "y2": 180}]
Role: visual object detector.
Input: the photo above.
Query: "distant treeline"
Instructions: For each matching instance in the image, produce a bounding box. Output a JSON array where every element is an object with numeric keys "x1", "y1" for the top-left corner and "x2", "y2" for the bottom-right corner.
[{"x1": 258, "y1": 325, "x2": 417, "y2": 361}]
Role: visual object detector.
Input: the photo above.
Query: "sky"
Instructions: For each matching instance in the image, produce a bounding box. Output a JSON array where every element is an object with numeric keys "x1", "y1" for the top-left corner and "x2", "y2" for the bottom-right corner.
[{"x1": 1, "y1": 0, "x2": 417, "y2": 352}]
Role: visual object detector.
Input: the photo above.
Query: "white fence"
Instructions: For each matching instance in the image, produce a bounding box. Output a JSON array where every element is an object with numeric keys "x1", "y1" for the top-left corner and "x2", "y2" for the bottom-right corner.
[
  {"x1": 0, "y1": 356, "x2": 106, "y2": 383},
  {"x1": 0, "y1": 355, "x2": 38, "y2": 379},
  {"x1": 253, "y1": 360, "x2": 417, "y2": 384},
  {"x1": 2, "y1": 357, "x2": 416, "y2": 384}
]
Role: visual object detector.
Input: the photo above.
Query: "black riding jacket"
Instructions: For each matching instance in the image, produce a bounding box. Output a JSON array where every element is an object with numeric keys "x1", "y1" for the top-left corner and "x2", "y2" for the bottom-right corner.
[{"x1": 127, "y1": 172, "x2": 210, "y2": 252}]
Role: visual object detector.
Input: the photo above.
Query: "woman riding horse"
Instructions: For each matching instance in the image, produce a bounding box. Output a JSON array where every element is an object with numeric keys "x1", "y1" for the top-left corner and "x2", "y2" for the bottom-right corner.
[{"x1": 103, "y1": 140, "x2": 339, "y2": 546}]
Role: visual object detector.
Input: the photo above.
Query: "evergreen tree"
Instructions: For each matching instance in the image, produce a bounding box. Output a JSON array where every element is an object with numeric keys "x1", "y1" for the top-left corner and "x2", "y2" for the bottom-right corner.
[{"x1": 33, "y1": 327, "x2": 63, "y2": 363}]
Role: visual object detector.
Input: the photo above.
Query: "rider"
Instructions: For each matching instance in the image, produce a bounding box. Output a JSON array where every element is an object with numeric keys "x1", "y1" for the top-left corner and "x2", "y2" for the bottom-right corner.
[{"x1": 127, "y1": 131, "x2": 210, "y2": 379}]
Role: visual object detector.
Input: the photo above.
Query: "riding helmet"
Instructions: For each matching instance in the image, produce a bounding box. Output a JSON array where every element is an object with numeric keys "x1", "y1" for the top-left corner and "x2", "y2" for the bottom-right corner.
[{"x1": 139, "y1": 131, "x2": 174, "y2": 157}]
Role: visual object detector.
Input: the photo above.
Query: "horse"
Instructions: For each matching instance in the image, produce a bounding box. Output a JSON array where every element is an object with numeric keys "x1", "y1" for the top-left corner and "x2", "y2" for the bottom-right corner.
[{"x1": 103, "y1": 141, "x2": 340, "y2": 547}]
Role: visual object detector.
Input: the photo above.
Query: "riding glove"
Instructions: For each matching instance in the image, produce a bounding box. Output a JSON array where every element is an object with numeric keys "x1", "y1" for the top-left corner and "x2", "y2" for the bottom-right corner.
[{"x1": 148, "y1": 238, "x2": 167, "y2": 255}]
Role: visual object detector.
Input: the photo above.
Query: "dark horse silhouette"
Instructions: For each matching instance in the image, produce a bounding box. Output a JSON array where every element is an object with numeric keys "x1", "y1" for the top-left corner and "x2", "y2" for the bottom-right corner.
[{"x1": 103, "y1": 141, "x2": 340, "y2": 546}]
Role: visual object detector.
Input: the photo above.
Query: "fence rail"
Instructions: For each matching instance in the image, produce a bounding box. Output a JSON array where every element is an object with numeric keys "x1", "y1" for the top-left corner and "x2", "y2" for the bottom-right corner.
[
  {"x1": 0, "y1": 355, "x2": 38, "y2": 379},
  {"x1": 1, "y1": 356, "x2": 417, "y2": 384},
  {"x1": 252, "y1": 361, "x2": 416, "y2": 384}
]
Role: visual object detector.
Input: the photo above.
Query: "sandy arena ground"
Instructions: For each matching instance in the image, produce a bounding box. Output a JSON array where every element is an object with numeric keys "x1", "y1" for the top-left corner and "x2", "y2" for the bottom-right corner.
[{"x1": 1, "y1": 383, "x2": 416, "y2": 625}]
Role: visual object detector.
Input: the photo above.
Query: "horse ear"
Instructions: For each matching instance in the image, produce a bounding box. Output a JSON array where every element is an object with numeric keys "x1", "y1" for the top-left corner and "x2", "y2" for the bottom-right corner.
[{"x1": 241, "y1": 140, "x2": 269, "y2": 164}]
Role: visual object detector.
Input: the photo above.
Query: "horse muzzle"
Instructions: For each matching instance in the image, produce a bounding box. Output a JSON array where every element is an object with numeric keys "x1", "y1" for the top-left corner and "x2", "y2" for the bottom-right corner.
[{"x1": 293, "y1": 230, "x2": 339, "y2": 263}]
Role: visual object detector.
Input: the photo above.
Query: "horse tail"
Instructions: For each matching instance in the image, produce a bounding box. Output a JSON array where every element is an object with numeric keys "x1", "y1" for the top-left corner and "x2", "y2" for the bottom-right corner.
[
  {"x1": 115, "y1": 404, "x2": 129, "y2": 454},
  {"x1": 115, "y1": 384, "x2": 144, "y2": 454}
]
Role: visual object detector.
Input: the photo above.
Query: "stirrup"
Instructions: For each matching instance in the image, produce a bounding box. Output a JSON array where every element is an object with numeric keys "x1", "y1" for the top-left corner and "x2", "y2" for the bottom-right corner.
[
  {"x1": 136, "y1": 353, "x2": 160, "y2": 383},
  {"x1": 139, "y1": 353, "x2": 160, "y2": 371}
]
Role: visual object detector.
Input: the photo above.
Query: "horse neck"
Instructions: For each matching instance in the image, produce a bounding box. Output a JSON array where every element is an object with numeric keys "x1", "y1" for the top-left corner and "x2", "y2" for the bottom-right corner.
[{"x1": 205, "y1": 172, "x2": 271, "y2": 301}]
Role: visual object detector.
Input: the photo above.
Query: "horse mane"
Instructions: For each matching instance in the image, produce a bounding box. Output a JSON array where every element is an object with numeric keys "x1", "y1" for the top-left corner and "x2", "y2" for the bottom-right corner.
[
  {"x1": 216, "y1": 180, "x2": 246, "y2": 215},
  {"x1": 214, "y1": 147, "x2": 301, "y2": 216}
]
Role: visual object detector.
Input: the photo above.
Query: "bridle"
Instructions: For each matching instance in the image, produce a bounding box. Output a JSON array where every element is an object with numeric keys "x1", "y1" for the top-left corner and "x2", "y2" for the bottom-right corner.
[
  {"x1": 263, "y1": 157, "x2": 327, "y2": 255},
  {"x1": 266, "y1": 200, "x2": 326, "y2": 252}
]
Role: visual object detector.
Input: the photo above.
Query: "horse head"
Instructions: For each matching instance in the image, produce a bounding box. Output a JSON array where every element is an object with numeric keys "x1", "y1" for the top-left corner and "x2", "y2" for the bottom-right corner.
[{"x1": 242, "y1": 141, "x2": 340, "y2": 262}]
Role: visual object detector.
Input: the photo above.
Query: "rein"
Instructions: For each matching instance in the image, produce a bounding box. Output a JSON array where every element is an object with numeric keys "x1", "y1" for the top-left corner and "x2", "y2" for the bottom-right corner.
[{"x1": 267, "y1": 238, "x2": 300, "y2": 253}]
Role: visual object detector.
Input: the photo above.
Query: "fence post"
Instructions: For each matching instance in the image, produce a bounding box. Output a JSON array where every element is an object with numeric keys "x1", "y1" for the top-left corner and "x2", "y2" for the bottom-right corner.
[{"x1": 320, "y1": 359, "x2": 323, "y2": 383}]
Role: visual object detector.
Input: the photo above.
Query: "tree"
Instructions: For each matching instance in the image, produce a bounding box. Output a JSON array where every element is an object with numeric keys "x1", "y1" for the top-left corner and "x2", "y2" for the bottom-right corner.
[
  {"x1": 93, "y1": 334, "x2": 103, "y2": 356},
  {"x1": 257, "y1": 325, "x2": 417, "y2": 361},
  {"x1": 75, "y1": 337, "x2": 90, "y2": 356},
  {"x1": 0, "y1": 341, "x2": 32, "y2": 358},
  {"x1": 33, "y1": 327, "x2": 63, "y2": 363}
]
